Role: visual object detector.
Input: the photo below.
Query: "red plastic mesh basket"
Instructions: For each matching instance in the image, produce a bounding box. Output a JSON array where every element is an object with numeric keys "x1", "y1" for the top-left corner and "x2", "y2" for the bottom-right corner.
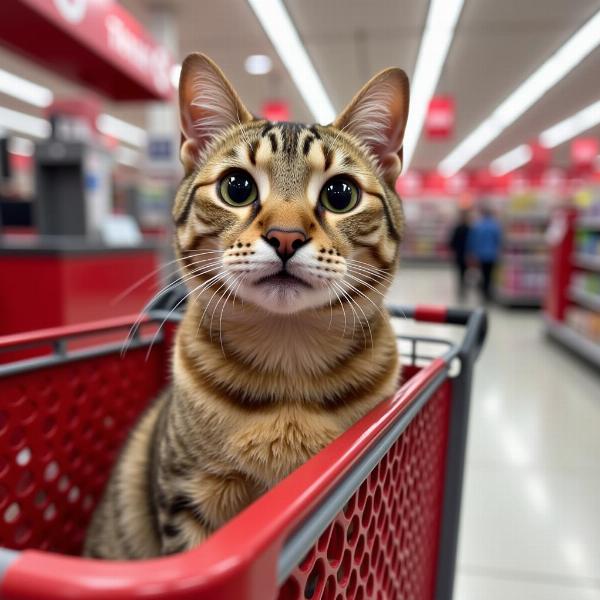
[
  {"x1": 0, "y1": 306, "x2": 485, "y2": 600},
  {"x1": 278, "y1": 376, "x2": 450, "y2": 600}
]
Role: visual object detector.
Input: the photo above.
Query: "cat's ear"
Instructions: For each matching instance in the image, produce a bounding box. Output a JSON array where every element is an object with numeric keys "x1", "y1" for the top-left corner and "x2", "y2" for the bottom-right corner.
[
  {"x1": 333, "y1": 68, "x2": 409, "y2": 186},
  {"x1": 179, "y1": 53, "x2": 253, "y2": 175}
]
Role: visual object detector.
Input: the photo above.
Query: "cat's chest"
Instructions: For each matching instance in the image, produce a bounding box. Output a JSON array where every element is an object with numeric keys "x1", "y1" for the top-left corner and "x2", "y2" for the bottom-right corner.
[{"x1": 226, "y1": 404, "x2": 343, "y2": 486}]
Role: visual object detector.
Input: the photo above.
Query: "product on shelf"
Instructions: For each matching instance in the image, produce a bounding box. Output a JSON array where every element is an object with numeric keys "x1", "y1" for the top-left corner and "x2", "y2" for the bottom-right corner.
[
  {"x1": 565, "y1": 306, "x2": 600, "y2": 344},
  {"x1": 401, "y1": 197, "x2": 458, "y2": 261},
  {"x1": 496, "y1": 193, "x2": 553, "y2": 305}
]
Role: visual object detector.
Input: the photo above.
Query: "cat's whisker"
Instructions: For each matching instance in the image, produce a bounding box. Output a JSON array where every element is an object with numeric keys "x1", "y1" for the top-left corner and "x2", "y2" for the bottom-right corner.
[
  {"x1": 328, "y1": 283, "x2": 347, "y2": 337},
  {"x1": 346, "y1": 262, "x2": 393, "y2": 284},
  {"x1": 346, "y1": 259, "x2": 394, "y2": 282},
  {"x1": 121, "y1": 261, "x2": 224, "y2": 356},
  {"x1": 144, "y1": 269, "x2": 226, "y2": 360},
  {"x1": 337, "y1": 283, "x2": 374, "y2": 353},
  {"x1": 218, "y1": 274, "x2": 246, "y2": 356},
  {"x1": 340, "y1": 278, "x2": 387, "y2": 323},
  {"x1": 333, "y1": 283, "x2": 362, "y2": 342},
  {"x1": 111, "y1": 251, "x2": 223, "y2": 306},
  {"x1": 345, "y1": 272, "x2": 387, "y2": 298}
]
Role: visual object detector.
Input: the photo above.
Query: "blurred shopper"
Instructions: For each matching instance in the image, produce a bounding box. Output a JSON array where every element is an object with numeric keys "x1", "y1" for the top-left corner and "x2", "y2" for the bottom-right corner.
[
  {"x1": 468, "y1": 205, "x2": 502, "y2": 302},
  {"x1": 448, "y1": 209, "x2": 471, "y2": 300}
]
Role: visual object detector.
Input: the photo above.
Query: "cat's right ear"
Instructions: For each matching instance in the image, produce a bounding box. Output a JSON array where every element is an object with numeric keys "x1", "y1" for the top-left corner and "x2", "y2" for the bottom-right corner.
[{"x1": 179, "y1": 53, "x2": 252, "y2": 175}]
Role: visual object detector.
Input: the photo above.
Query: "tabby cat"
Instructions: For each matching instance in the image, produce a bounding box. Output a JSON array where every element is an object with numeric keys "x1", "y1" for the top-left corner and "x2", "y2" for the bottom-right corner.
[{"x1": 84, "y1": 53, "x2": 409, "y2": 559}]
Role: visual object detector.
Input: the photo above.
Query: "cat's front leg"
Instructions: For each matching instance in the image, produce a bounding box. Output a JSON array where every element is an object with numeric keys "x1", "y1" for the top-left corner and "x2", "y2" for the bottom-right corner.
[{"x1": 156, "y1": 471, "x2": 265, "y2": 555}]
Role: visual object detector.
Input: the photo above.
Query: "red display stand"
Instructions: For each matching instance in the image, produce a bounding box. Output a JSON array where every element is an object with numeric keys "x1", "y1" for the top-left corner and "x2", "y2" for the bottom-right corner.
[{"x1": 0, "y1": 239, "x2": 160, "y2": 337}]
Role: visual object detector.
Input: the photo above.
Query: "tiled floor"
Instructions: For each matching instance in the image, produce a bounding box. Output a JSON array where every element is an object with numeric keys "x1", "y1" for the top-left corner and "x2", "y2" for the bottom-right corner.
[{"x1": 389, "y1": 266, "x2": 600, "y2": 600}]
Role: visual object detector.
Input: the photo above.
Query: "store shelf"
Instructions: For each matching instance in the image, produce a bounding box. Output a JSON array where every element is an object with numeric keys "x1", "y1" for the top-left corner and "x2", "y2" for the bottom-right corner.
[
  {"x1": 503, "y1": 254, "x2": 548, "y2": 265},
  {"x1": 504, "y1": 234, "x2": 547, "y2": 247},
  {"x1": 576, "y1": 216, "x2": 600, "y2": 230},
  {"x1": 544, "y1": 316, "x2": 600, "y2": 369},
  {"x1": 569, "y1": 287, "x2": 600, "y2": 312},
  {"x1": 505, "y1": 212, "x2": 549, "y2": 223},
  {"x1": 572, "y1": 254, "x2": 600, "y2": 272},
  {"x1": 495, "y1": 289, "x2": 543, "y2": 307}
]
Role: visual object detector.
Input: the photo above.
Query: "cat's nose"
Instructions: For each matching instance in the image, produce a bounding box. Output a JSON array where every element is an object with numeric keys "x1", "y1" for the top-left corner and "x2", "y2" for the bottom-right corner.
[{"x1": 264, "y1": 228, "x2": 308, "y2": 262}]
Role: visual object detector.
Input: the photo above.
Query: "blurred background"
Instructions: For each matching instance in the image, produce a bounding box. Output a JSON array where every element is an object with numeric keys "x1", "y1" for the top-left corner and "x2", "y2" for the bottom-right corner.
[{"x1": 0, "y1": 1, "x2": 599, "y2": 598}]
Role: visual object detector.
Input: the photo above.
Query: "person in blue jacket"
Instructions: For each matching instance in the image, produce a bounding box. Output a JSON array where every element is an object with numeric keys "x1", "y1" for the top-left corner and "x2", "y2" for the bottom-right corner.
[{"x1": 467, "y1": 204, "x2": 502, "y2": 302}]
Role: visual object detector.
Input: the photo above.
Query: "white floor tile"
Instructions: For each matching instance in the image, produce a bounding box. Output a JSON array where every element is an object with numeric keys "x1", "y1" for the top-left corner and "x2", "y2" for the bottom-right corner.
[{"x1": 455, "y1": 572, "x2": 600, "y2": 600}]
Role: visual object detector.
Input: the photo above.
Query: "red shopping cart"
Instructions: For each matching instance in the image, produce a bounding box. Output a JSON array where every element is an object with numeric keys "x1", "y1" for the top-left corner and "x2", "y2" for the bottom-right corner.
[{"x1": 0, "y1": 304, "x2": 486, "y2": 600}]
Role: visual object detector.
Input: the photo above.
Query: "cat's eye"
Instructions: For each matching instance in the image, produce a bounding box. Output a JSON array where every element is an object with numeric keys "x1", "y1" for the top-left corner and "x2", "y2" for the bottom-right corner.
[
  {"x1": 319, "y1": 178, "x2": 360, "y2": 213},
  {"x1": 219, "y1": 170, "x2": 258, "y2": 207}
]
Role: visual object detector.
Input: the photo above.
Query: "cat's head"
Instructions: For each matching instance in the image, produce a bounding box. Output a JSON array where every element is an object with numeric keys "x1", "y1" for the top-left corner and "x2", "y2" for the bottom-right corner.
[{"x1": 173, "y1": 53, "x2": 409, "y2": 316}]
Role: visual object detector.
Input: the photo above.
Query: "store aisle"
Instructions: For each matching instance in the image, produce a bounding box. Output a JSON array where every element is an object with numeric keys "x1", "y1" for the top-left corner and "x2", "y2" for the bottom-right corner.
[{"x1": 389, "y1": 266, "x2": 600, "y2": 600}]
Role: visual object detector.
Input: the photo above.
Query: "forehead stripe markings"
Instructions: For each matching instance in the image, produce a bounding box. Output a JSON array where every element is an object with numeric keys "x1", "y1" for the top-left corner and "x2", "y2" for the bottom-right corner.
[
  {"x1": 268, "y1": 132, "x2": 278, "y2": 153},
  {"x1": 365, "y1": 189, "x2": 401, "y2": 241},
  {"x1": 175, "y1": 177, "x2": 220, "y2": 227}
]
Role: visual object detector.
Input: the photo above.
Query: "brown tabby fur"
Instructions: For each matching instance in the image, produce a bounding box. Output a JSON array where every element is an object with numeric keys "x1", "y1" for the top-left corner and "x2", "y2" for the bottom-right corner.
[{"x1": 84, "y1": 54, "x2": 409, "y2": 558}]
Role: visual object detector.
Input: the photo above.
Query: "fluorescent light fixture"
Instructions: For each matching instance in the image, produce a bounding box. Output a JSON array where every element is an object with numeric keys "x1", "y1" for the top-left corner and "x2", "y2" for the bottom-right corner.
[
  {"x1": 247, "y1": 0, "x2": 335, "y2": 123},
  {"x1": 115, "y1": 145, "x2": 140, "y2": 167},
  {"x1": 540, "y1": 98, "x2": 600, "y2": 147},
  {"x1": 171, "y1": 64, "x2": 182, "y2": 89},
  {"x1": 0, "y1": 106, "x2": 50, "y2": 138},
  {"x1": 97, "y1": 113, "x2": 147, "y2": 148},
  {"x1": 402, "y1": 0, "x2": 464, "y2": 170},
  {"x1": 490, "y1": 144, "x2": 532, "y2": 175},
  {"x1": 245, "y1": 54, "x2": 273, "y2": 75},
  {"x1": 8, "y1": 136, "x2": 35, "y2": 157},
  {"x1": 0, "y1": 68, "x2": 54, "y2": 108},
  {"x1": 440, "y1": 8, "x2": 600, "y2": 175}
]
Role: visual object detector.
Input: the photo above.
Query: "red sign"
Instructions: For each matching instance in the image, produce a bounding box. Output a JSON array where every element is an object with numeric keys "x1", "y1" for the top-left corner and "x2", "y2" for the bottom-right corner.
[
  {"x1": 425, "y1": 96, "x2": 455, "y2": 139},
  {"x1": 571, "y1": 137, "x2": 598, "y2": 167},
  {"x1": 262, "y1": 100, "x2": 290, "y2": 122},
  {"x1": 529, "y1": 141, "x2": 551, "y2": 168},
  {"x1": 0, "y1": 0, "x2": 173, "y2": 101}
]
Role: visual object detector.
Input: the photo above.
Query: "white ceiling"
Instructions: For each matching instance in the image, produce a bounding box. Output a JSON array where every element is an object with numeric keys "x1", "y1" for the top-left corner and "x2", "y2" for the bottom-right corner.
[{"x1": 1, "y1": 0, "x2": 599, "y2": 171}]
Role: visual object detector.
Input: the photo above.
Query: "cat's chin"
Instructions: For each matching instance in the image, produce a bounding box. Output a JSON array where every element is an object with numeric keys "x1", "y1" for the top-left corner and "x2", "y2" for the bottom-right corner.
[{"x1": 236, "y1": 280, "x2": 332, "y2": 315}]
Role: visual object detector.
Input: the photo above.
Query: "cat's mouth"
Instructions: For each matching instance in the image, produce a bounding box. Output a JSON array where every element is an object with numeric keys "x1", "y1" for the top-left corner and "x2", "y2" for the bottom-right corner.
[{"x1": 255, "y1": 270, "x2": 311, "y2": 288}]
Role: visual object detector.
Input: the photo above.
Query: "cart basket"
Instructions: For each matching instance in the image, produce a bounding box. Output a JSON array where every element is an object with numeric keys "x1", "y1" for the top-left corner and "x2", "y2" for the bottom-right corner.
[{"x1": 0, "y1": 304, "x2": 486, "y2": 600}]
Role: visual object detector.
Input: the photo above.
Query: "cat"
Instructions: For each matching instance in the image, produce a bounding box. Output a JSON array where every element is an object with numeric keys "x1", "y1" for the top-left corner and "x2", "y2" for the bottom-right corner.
[{"x1": 83, "y1": 53, "x2": 409, "y2": 559}]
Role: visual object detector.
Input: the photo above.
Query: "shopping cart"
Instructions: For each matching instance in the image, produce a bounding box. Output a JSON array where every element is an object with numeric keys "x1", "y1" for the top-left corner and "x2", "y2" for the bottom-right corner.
[{"x1": 0, "y1": 303, "x2": 486, "y2": 600}]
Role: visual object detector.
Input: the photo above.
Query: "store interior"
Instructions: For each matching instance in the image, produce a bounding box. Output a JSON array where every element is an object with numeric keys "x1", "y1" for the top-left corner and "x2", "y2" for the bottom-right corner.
[{"x1": 0, "y1": 1, "x2": 599, "y2": 599}]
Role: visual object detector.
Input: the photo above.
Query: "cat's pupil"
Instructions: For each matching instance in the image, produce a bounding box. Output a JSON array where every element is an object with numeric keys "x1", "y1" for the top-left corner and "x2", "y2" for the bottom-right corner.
[
  {"x1": 325, "y1": 181, "x2": 353, "y2": 210},
  {"x1": 227, "y1": 174, "x2": 252, "y2": 204}
]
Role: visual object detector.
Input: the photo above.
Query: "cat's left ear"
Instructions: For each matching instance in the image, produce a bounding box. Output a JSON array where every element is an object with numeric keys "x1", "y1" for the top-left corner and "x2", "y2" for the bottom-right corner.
[
  {"x1": 179, "y1": 53, "x2": 253, "y2": 175},
  {"x1": 333, "y1": 68, "x2": 409, "y2": 186}
]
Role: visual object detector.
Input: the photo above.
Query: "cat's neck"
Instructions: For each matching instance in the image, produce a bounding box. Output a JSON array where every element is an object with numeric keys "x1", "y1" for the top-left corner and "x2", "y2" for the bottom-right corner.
[{"x1": 181, "y1": 299, "x2": 383, "y2": 377}]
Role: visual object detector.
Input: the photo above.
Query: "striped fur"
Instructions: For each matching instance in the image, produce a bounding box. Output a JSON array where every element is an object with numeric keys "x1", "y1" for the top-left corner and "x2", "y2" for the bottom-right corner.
[{"x1": 84, "y1": 54, "x2": 409, "y2": 559}]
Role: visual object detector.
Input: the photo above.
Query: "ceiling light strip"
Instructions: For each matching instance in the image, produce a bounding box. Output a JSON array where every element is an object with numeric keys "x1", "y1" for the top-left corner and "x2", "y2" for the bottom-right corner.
[
  {"x1": 402, "y1": 0, "x2": 464, "y2": 171},
  {"x1": 247, "y1": 0, "x2": 336, "y2": 124},
  {"x1": 0, "y1": 68, "x2": 54, "y2": 108},
  {"x1": 540, "y1": 98, "x2": 600, "y2": 148},
  {"x1": 439, "y1": 8, "x2": 600, "y2": 175},
  {"x1": 490, "y1": 144, "x2": 532, "y2": 176},
  {"x1": 96, "y1": 113, "x2": 147, "y2": 147},
  {"x1": 0, "y1": 106, "x2": 51, "y2": 138},
  {"x1": 489, "y1": 97, "x2": 600, "y2": 173}
]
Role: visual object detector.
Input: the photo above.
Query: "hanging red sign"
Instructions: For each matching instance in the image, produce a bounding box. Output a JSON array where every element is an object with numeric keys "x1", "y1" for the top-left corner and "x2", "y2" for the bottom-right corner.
[
  {"x1": 0, "y1": 0, "x2": 173, "y2": 101},
  {"x1": 425, "y1": 96, "x2": 455, "y2": 139},
  {"x1": 262, "y1": 100, "x2": 290, "y2": 122},
  {"x1": 571, "y1": 138, "x2": 598, "y2": 167},
  {"x1": 529, "y1": 141, "x2": 551, "y2": 168}
]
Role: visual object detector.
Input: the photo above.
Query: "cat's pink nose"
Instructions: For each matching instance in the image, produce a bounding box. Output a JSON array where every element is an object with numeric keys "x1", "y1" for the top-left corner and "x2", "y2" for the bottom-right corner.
[{"x1": 265, "y1": 228, "x2": 307, "y2": 262}]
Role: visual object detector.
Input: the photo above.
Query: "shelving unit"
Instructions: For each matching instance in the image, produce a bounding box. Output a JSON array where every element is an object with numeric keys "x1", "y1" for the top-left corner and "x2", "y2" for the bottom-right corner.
[
  {"x1": 496, "y1": 198, "x2": 552, "y2": 308},
  {"x1": 401, "y1": 197, "x2": 456, "y2": 263},
  {"x1": 545, "y1": 315, "x2": 600, "y2": 367},
  {"x1": 544, "y1": 197, "x2": 600, "y2": 368}
]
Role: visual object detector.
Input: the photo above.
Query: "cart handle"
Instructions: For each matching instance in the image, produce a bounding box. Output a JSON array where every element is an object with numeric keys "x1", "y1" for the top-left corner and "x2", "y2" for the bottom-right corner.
[{"x1": 387, "y1": 304, "x2": 488, "y2": 363}]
